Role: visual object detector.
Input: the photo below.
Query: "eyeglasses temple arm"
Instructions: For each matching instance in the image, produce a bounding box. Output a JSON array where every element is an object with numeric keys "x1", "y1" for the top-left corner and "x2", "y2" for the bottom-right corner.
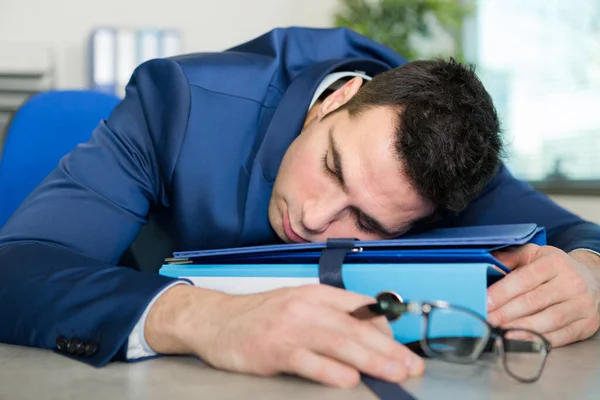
[
  {"x1": 350, "y1": 303, "x2": 386, "y2": 320},
  {"x1": 503, "y1": 339, "x2": 548, "y2": 353},
  {"x1": 484, "y1": 331, "x2": 549, "y2": 353},
  {"x1": 350, "y1": 301, "x2": 409, "y2": 321}
]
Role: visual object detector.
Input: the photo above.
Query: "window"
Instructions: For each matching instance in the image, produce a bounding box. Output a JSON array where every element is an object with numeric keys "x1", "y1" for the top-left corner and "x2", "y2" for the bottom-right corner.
[{"x1": 464, "y1": 0, "x2": 600, "y2": 192}]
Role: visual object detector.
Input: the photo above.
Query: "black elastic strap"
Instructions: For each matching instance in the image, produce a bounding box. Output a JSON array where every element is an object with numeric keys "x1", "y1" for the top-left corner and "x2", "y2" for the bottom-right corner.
[
  {"x1": 318, "y1": 238, "x2": 355, "y2": 289},
  {"x1": 361, "y1": 374, "x2": 416, "y2": 400},
  {"x1": 318, "y1": 238, "x2": 417, "y2": 400}
]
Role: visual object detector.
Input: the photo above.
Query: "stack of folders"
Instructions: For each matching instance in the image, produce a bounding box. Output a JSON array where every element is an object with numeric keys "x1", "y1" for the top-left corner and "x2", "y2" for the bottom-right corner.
[{"x1": 160, "y1": 223, "x2": 546, "y2": 344}]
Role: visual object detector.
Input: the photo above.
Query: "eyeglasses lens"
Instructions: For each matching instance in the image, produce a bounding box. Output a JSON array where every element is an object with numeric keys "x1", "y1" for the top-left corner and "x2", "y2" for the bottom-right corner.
[
  {"x1": 502, "y1": 329, "x2": 548, "y2": 381},
  {"x1": 425, "y1": 306, "x2": 490, "y2": 362}
]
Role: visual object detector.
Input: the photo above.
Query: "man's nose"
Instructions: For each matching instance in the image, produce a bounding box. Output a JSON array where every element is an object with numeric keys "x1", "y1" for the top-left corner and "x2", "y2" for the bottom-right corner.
[{"x1": 302, "y1": 191, "x2": 348, "y2": 234}]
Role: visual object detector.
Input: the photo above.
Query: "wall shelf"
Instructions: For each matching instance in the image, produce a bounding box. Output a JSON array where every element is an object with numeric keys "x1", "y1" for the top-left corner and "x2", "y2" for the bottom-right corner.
[{"x1": 0, "y1": 42, "x2": 55, "y2": 154}]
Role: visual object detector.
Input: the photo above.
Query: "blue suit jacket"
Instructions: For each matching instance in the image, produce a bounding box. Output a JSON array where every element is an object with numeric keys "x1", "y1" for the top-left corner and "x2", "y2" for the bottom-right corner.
[{"x1": 1, "y1": 27, "x2": 599, "y2": 367}]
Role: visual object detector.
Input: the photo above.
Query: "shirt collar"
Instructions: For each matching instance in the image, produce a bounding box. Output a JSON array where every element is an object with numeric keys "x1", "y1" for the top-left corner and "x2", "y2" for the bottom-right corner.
[{"x1": 308, "y1": 70, "x2": 373, "y2": 110}]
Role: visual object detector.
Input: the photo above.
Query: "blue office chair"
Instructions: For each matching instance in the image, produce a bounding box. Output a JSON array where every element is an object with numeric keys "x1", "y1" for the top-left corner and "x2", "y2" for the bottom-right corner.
[{"x1": 0, "y1": 90, "x2": 121, "y2": 227}]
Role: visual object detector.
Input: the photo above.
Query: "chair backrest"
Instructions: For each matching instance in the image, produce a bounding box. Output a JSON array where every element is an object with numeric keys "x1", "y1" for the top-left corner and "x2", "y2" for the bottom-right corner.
[{"x1": 0, "y1": 90, "x2": 121, "y2": 227}]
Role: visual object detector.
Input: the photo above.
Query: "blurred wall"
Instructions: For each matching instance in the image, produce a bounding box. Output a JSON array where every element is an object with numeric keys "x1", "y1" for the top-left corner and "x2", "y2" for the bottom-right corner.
[
  {"x1": 0, "y1": 0, "x2": 338, "y2": 89},
  {"x1": 2, "y1": 0, "x2": 599, "y2": 225},
  {"x1": 551, "y1": 196, "x2": 600, "y2": 225}
]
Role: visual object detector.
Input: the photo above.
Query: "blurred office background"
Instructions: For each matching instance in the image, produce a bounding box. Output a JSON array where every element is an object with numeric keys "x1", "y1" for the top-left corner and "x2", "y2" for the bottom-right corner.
[{"x1": 0, "y1": 0, "x2": 598, "y2": 222}]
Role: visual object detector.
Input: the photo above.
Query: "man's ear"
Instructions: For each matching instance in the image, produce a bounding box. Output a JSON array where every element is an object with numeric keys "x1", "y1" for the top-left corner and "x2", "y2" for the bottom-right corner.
[{"x1": 317, "y1": 77, "x2": 364, "y2": 119}]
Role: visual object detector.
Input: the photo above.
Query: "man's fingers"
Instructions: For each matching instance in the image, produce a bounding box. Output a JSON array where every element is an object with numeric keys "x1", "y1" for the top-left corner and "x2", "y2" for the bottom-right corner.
[
  {"x1": 253, "y1": 285, "x2": 424, "y2": 386},
  {"x1": 335, "y1": 306, "x2": 422, "y2": 367},
  {"x1": 492, "y1": 244, "x2": 541, "y2": 270},
  {"x1": 542, "y1": 318, "x2": 594, "y2": 348},
  {"x1": 301, "y1": 306, "x2": 424, "y2": 381},
  {"x1": 497, "y1": 299, "x2": 586, "y2": 334},
  {"x1": 305, "y1": 326, "x2": 419, "y2": 383},
  {"x1": 487, "y1": 254, "x2": 558, "y2": 312},
  {"x1": 487, "y1": 277, "x2": 573, "y2": 326},
  {"x1": 342, "y1": 315, "x2": 424, "y2": 377},
  {"x1": 285, "y1": 347, "x2": 360, "y2": 388},
  {"x1": 368, "y1": 317, "x2": 394, "y2": 337}
]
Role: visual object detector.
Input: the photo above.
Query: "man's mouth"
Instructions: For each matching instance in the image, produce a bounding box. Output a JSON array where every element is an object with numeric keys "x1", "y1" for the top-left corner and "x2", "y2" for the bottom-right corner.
[{"x1": 283, "y1": 211, "x2": 309, "y2": 243}]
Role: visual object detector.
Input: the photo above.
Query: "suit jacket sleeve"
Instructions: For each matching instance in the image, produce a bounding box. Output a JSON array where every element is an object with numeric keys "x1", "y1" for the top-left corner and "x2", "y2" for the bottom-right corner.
[
  {"x1": 452, "y1": 164, "x2": 600, "y2": 253},
  {"x1": 0, "y1": 58, "x2": 192, "y2": 366}
]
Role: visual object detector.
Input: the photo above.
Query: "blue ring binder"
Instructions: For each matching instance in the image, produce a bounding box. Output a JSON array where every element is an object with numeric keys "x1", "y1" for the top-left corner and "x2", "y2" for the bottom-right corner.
[{"x1": 160, "y1": 223, "x2": 547, "y2": 400}]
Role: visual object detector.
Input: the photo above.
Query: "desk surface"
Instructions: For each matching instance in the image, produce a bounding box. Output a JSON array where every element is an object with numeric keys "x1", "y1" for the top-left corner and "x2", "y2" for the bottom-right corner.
[{"x1": 1, "y1": 335, "x2": 598, "y2": 400}]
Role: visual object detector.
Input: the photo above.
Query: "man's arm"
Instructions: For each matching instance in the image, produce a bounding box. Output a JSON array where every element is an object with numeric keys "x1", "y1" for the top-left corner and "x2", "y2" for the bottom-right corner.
[
  {"x1": 452, "y1": 163, "x2": 600, "y2": 253},
  {"x1": 0, "y1": 58, "x2": 192, "y2": 366}
]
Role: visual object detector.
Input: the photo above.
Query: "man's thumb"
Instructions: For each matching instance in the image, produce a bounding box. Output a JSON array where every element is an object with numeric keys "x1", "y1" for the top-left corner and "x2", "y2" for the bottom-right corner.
[{"x1": 492, "y1": 244, "x2": 540, "y2": 270}]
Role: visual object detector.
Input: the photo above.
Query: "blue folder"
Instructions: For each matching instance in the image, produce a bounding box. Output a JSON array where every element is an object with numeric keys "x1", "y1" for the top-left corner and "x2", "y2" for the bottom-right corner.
[{"x1": 160, "y1": 224, "x2": 546, "y2": 344}]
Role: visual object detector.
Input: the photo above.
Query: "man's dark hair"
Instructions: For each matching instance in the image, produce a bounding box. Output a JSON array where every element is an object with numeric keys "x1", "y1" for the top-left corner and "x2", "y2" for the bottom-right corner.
[{"x1": 339, "y1": 58, "x2": 503, "y2": 218}]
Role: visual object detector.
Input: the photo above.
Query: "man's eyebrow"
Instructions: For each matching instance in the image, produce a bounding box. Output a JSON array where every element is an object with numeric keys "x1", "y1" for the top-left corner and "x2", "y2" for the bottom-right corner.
[
  {"x1": 357, "y1": 211, "x2": 400, "y2": 237},
  {"x1": 328, "y1": 128, "x2": 399, "y2": 238}
]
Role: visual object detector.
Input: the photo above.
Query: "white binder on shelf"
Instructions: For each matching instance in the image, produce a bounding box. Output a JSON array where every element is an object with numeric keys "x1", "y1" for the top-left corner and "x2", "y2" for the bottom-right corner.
[
  {"x1": 115, "y1": 29, "x2": 137, "y2": 99},
  {"x1": 90, "y1": 28, "x2": 116, "y2": 95},
  {"x1": 89, "y1": 27, "x2": 183, "y2": 97},
  {"x1": 137, "y1": 29, "x2": 160, "y2": 65},
  {"x1": 160, "y1": 30, "x2": 182, "y2": 58}
]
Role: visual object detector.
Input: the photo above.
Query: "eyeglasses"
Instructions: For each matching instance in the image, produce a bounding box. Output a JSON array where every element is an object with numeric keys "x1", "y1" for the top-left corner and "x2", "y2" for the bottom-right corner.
[{"x1": 351, "y1": 291, "x2": 552, "y2": 383}]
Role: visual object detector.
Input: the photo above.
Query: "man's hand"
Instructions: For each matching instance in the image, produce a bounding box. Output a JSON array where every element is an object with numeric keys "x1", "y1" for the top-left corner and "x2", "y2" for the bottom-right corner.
[
  {"x1": 488, "y1": 244, "x2": 600, "y2": 347},
  {"x1": 144, "y1": 284, "x2": 424, "y2": 388}
]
